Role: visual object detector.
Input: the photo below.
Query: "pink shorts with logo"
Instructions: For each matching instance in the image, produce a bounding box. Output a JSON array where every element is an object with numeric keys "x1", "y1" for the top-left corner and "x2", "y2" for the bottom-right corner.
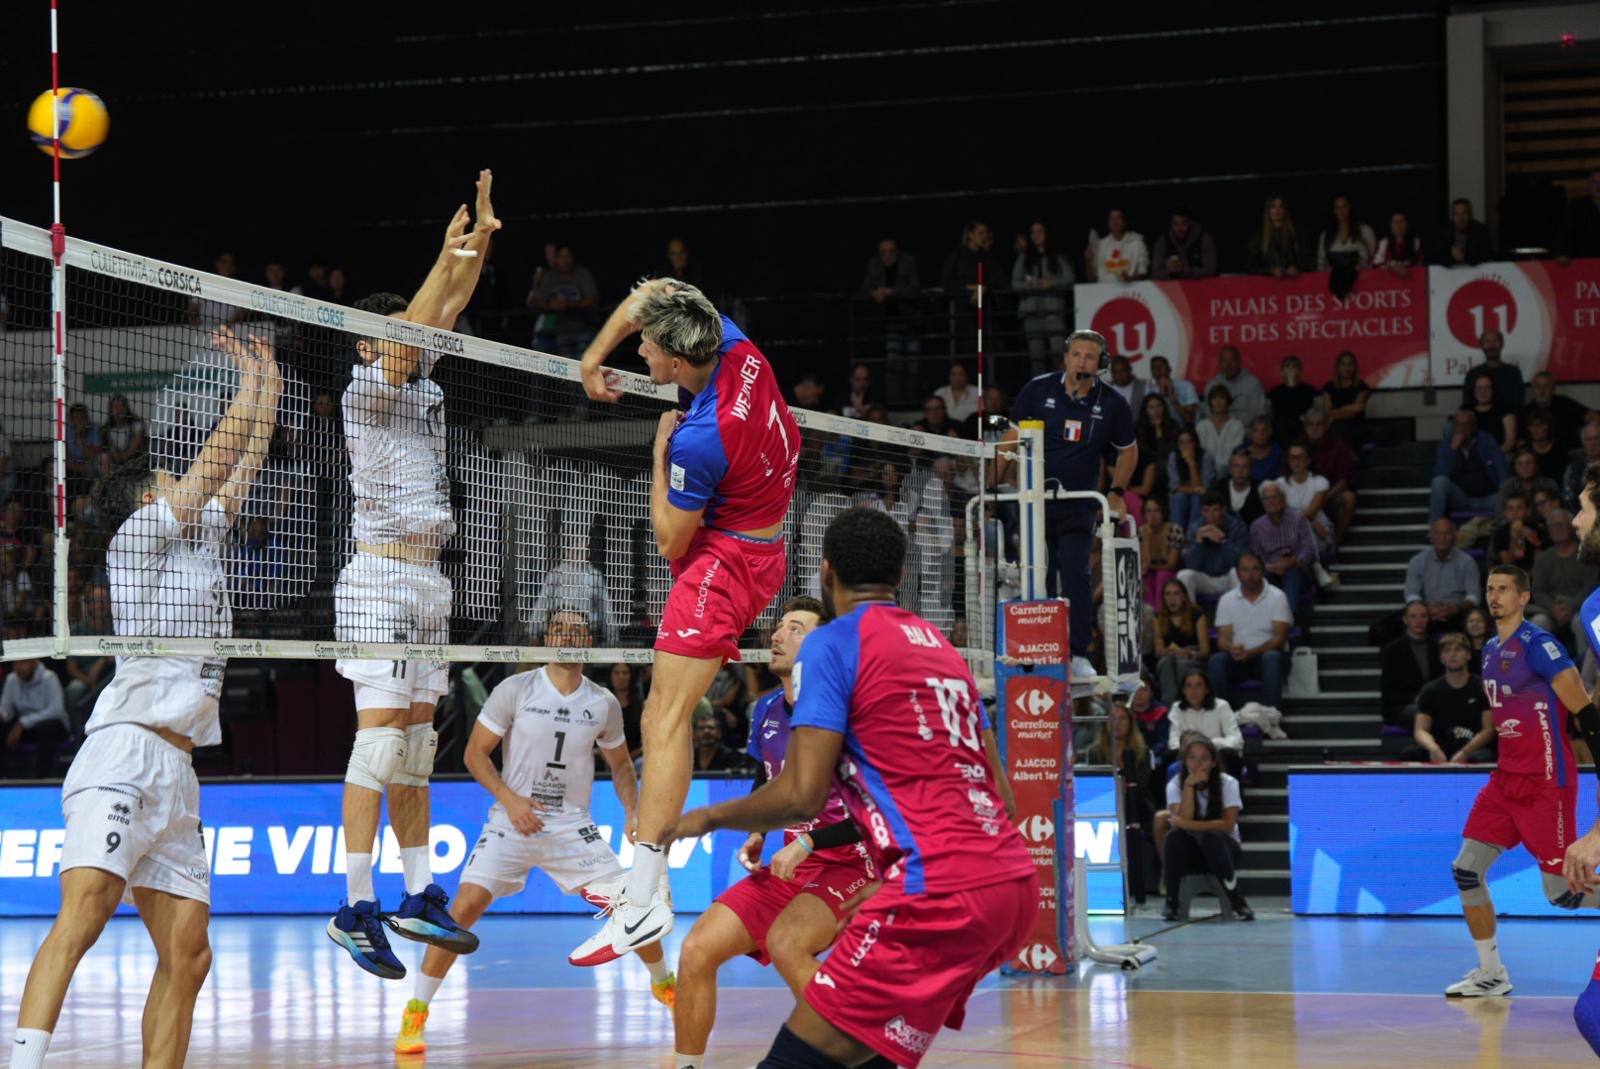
[{"x1": 655, "y1": 528, "x2": 787, "y2": 662}]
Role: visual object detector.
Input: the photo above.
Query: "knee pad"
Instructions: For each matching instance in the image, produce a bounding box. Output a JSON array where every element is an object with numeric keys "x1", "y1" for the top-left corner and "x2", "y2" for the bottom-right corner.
[
  {"x1": 1451, "y1": 839, "x2": 1504, "y2": 907},
  {"x1": 345, "y1": 726, "x2": 406, "y2": 792},
  {"x1": 756, "y1": 1024, "x2": 851, "y2": 1069},
  {"x1": 392, "y1": 725, "x2": 438, "y2": 788},
  {"x1": 1543, "y1": 870, "x2": 1600, "y2": 911}
]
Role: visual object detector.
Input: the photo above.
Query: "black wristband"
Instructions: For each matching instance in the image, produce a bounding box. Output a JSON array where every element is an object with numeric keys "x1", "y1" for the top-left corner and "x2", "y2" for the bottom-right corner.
[
  {"x1": 1108, "y1": 486, "x2": 1126, "y2": 497},
  {"x1": 805, "y1": 820, "x2": 864, "y2": 850}
]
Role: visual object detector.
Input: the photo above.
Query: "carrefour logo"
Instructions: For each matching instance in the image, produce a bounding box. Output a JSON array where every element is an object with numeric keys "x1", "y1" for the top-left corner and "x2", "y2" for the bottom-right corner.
[
  {"x1": 1013, "y1": 686, "x2": 1056, "y2": 718},
  {"x1": 1017, "y1": 943, "x2": 1060, "y2": 971},
  {"x1": 1019, "y1": 814, "x2": 1055, "y2": 842}
]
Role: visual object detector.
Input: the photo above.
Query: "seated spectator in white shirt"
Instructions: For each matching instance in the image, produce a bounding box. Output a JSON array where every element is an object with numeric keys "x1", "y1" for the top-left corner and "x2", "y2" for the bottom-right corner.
[
  {"x1": 1166, "y1": 668, "x2": 1245, "y2": 778},
  {"x1": 1197, "y1": 384, "x2": 1247, "y2": 463},
  {"x1": 1158, "y1": 735, "x2": 1252, "y2": 922},
  {"x1": 1206, "y1": 552, "x2": 1293, "y2": 708},
  {"x1": 933, "y1": 362, "x2": 978, "y2": 425},
  {"x1": 2, "y1": 659, "x2": 68, "y2": 778}
]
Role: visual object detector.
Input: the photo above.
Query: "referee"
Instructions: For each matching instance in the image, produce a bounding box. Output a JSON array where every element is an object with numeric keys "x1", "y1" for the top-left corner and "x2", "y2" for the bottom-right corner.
[{"x1": 1001, "y1": 329, "x2": 1136, "y2": 680}]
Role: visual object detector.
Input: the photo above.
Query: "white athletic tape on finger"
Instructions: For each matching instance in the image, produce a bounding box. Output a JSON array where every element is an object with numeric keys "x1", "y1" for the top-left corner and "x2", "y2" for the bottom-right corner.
[{"x1": 452, "y1": 249, "x2": 478, "y2": 258}]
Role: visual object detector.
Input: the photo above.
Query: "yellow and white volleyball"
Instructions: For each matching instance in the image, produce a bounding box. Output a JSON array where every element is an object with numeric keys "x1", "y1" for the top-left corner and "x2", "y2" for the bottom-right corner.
[{"x1": 27, "y1": 88, "x2": 109, "y2": 158}]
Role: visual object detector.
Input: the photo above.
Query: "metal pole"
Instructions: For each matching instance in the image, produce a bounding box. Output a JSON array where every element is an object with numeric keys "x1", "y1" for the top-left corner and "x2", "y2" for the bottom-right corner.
[{"x1": 1016, "y1": 421, "x2": 1047, "y2": 600}]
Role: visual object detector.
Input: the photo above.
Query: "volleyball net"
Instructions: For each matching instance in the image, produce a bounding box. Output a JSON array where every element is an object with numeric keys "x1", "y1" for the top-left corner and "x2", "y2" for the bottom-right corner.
[{"x1": 0, "y1": 215, "x2": 999, "y2": 667}]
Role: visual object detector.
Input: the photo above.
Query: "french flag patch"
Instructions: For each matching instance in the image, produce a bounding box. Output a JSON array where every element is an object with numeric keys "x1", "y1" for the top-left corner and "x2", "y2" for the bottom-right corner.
[{"x1": 1062, "y1": 420, "x2": 1084, "y2": 442}]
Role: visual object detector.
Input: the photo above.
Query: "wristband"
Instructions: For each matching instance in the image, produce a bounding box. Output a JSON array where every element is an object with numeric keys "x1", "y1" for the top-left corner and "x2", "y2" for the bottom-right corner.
[
  {"x1": 1108, "y1": 487, "x2": 1126, "y2": 497},
  {"x1": 797, "y1": 835, "x2": 814, "y2": 854}
]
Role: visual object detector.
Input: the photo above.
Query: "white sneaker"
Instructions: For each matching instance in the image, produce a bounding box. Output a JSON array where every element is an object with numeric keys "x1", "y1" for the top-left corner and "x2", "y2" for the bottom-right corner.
[
  {"x1": 1070, "y1": 656, "x2": 1097, "y2": 681},
  {"x1": 1313, "y1": 562, "x2": 1339, "y2": 589},
  {"x1": 1444, "y1": 966, "x2": 1512, "y2": 997},
  {"x1": 568, "y1": 888, "x2": 674, "y2": 967}
]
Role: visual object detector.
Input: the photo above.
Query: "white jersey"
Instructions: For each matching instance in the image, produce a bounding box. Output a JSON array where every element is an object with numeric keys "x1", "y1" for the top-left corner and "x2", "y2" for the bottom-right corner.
[
  {"x1": 476, "y1": 667, "x2": 625, "y2": 823},
  {"x1": 343, "y1": 357, "x2": 454, "y2": 545},
  {"x1": 88, "y1": 498, "x2": 232, "y2": 747}
]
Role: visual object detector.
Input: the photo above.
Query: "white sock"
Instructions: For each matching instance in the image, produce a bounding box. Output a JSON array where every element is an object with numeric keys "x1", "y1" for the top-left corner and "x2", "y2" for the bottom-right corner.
[
  {"x1": 346, "y1": 852, "x2": 375, "y2": 905},
  {"x1": 674, "y1": 1055, "x2": 701, "y2": 1069},
  {"x1": 643, "y1": 954, "x2": 669, "y2": 982},
  {"x1": 10, "y1": 1029, "x2": 50, "y2": 1069},
  {"x1": 625, "y1": 843, "x2": 666, "y2": 904},
  {"x1": 400, "y1": 846, "x2": 432, "y2": 897},
  {"x1": 1474, "y1": 936, "x2": 1502, "y2": 973},
  {"x1": 414, "y1": 972, "x2": 444, "y2": 1005}
]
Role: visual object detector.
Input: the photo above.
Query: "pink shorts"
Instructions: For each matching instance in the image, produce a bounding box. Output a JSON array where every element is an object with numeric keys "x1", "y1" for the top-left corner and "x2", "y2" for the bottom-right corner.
[
  {"x1": 804, "y1": 873, "x2": 1039, "y2": 1068},
  {"x1": 1462, "y1": 770, "x2": 1577, "y2": 875},
  {"x1": 716, "y1": 853, "x2": 876, "y2": 966},
  {"x1": 655, "y1": 528, "x2": 787, "y2": 662}
]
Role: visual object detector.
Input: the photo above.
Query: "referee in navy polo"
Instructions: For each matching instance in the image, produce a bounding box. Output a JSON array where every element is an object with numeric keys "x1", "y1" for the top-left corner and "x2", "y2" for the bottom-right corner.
[{"x1": 1000, "y1": 329, "x2": 1137, "y2": 680}]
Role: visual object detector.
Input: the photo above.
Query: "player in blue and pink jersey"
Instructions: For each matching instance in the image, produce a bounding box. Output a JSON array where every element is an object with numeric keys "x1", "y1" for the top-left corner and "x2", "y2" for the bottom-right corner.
[
  {"x1": 672, "y1": 507, "x2": 1038, "y2": 1069},
  {"x1": 1444, "y1": 564, "x2": 1599, "y2": 1001},
  {"x1": 575, "y1": 279, "x2": 800, "y2": 967}
]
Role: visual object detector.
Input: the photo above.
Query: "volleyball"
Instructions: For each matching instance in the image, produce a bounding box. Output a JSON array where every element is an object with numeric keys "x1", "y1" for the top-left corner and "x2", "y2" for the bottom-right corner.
[{"x1": 26, "y1": 87, "x2": 109, "y2": 158}]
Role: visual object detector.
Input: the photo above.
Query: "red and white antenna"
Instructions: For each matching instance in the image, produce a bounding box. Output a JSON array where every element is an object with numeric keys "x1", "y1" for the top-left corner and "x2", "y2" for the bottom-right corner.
[{"x1": 49, "y1": 0, "x2": 70, "y2": 656}]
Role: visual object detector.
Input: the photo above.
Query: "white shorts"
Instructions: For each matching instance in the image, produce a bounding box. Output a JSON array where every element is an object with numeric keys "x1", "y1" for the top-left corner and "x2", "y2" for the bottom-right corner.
[
  {"x1": 334, "y1": 552, "x2": 451, "y2": 710},
  {"x1": 60, "y1": 724, "x2": 208, "y2": 907},
  {"x1": 460, "y1": 815, "x2": 624, "y2": 899}
]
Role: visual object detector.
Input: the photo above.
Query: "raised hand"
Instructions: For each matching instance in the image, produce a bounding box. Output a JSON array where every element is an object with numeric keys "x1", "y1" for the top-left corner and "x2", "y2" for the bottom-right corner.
[{"x1": 472, "y1": 168, "x2": 502, "y2": 237}]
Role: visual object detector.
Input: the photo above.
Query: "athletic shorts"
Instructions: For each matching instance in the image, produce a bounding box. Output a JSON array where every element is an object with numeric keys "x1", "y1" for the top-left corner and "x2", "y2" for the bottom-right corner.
[
  {"x1": 716, "y1": 853, "x2": 877, "y2": 966},
  {"x1": 804, "y1": 874, "x2": 1038, "y2": 1068},
  {"x1": 459, "y1": 816, "x2": 623, "y2": 899},
  {"x1": 60, "y1": 724, "x2": 209, "y2": 907},
  {"x1": 1463, "y1": 770, "x2": 1578, "y2": 875},
  {"x1": 334, "y1": 552, "x2": 450, "y2": 710},
  {"x1": 655, "y1": 529, "x2": 787, "y2": 663}
]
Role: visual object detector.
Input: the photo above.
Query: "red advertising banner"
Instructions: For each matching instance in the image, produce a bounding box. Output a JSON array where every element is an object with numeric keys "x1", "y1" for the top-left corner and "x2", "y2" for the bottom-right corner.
[
  {"x1": 1429, "y1": 259, "x2": 1600, "y2": 385},
  {"x1": 1075, "y1": 268, "x2": 1430, "y2": 390},
  {"x1": 997, "y1": 599, "x2": 1071, "y2": 975}
]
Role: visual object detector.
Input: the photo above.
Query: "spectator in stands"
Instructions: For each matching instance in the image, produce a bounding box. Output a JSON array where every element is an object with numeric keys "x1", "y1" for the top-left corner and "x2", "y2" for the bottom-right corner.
[
  {"x1": 1127, "y1": 673, "x2": 1170, "y2": 753},
  {"x1": 1205, "y1": 346, "x2": 1267, "y2": 428},
  {"x1": 1380, "y1": 600, "x2": 1442, "y2": 728},
  {"x1": 964, "y1": 384, "x2": 1008, "y2": 439},
  {"x1": 1302, "y1": 406, "x2": 1359, "y2": 542},
  {"x1": 1214, "y1": 449, "x2": 1265, "y2": 526},
  {"x1": 1160, "y1": 734, "x2": 1252, "y2": 922},
  {"x1": 1167, "y1": 427, "x2": 1215, "y2": 533},
  {"x1": 1489, "y1": 490, "x2": 1545, "y2": 571},
  {"x1": 292, "y1": 257, "x2": 331, "y2": 301},
  {"x1": 527, "y1": 243, "x2": 600, "y2": 357},
  {"x1": 1167, "y1": 670, "x2": 1245, "y2": 777},
  {"x1": 1530, "y1": 509, "x2": 1597, "y2": 631},
  {"x1": 1137, "y1": 392, "x2": 1181, "y2": 468},
  {"x1": 2, "y1": 658, "x2": 68, "y2": 778},
  {"x1": 0, "y1": 547, "x2": 32, "y2": 631},
  {"x1": 1086, "y1": 208, "x2": 1150, "y2": 282},
  {"x1": 1198, "y1": 385, "x2": 1247, "y2": 462},
  {"x1": 528, "y1": 537, "x2": 618, "y2": 645},
  {"x1": 1429, "y1": 198, "x2": 1494, "y2": 267},
  {"x1": 1248, "y1": 194, "x2": 1304, "y2": 277},
  {"x1": 236, "y1": 516, "x2": 286, "y2": 594},
  {"x1": 1276, "y1": 443, "x2": 1337, "y2": 587},
  {"x1": 1460, "y1": 330, "x2": 1524, "y2": 414},
  {"x1": 692, "y1": 701, "x2": 753, "y2": 772},
  {"x1": 1208, "y1": 551, "x2": 1292, "y2": 708},
  {"x1": 1555, "y1": 169, "x2": 1600, "y2": 263},
  {"x1": 261, "y1": 260, "x2": 291, "y2": 294},
  {"x1": 1372, "y1": 210, "x2": 1424, "y2": 274},
  {"x1": 912, "y1": 396, "x2": 958, "y2": 437},
  {"x1": 857, "y1": 238, "x2": 922, "y2": 398},
  {"x1": 1409, "y1": 632, "x2": 1495, "y2": 764},
  {"x1": 934, "y1": 362, "x2": 978, "y2": 425},
  {"x1": 1147, "y1": 354, "x2": 1198, "y2": 424},
  {"x1": 1141, "y1": 497, "x2": 1182, "y2": 607},
  {"x1": 943, "y1": 219, "x2": 1005, "y2": 333},
  {"x1": 100, "y1": 395, "x2": 146, "y2": 472},
  {"x1": 326, "y1": 266, "x2": 350, "y2": 304},
  {"x1": 1268, "y1": 355, "x2": 1317, "y2": 445},
  {"x1": 660, "y1": 236, "x2": 709, "y2": 289},
  {"x1": 1251, "y1": 481, "x2": 1316, "y2": 611},
  {"x1": 839, "y1": 363, "x2": 877, "y2": 420},
  {"x1": 1404, "y1": 518, "x2": 1481, "y2": 630},
  {"x1": 1463, "y1": 605, "x2": 1492, "y2": 657},
  {"x1": 1534, "y1": 486, "x2": 1563, "y2": 527},
  {"x1": 1429, "y1": 408, "x2": 1509, "y2": 521},
  {"x1": 0, "y1": 500, "x2": 39, "y2": 574},
  {"x1": 1012, "y1": 220, "x2": 1074, "y2": 375},
  {"x1": 1322, "y1": 350, "x2": 1373, "y2": 449},
  {"x1": 1244, "y1": 418, "x2": 1284, "y2": 483},
  {"x1": 65, "y1": 583, "x2": 113, "y2": 734},
  {"x1": 1500, "y1": 449, "x2": 1559, "y2": 511},
  {"x1": 1523, "y1": 371, "x2": 1586, "y2": 455},
  {"x1": 1317, "y1": 194, "x2": 1377, "y2": 271},
  {"x1": 605, "y1": 662, "x2": 645, "y2": 760},
  {"x1": 1107, "y1": 355, "x2": 1148, "y2": 412},
  {"x1": 1468, "y1": 368, "x2": 1519, "y2": 457},
  {"x1": 1566, "y1": 422, "x2": 1600, "y2": 512},
  {"x1": 1152, "y1": 208, "x2": 1219, "y2": 280},
  {"x1": 791, "y1": 372, "x2": 828, "y2": 412},
  {"x1": 186, "y1": 252, "x2": 243, "y2": 327},
  {"x1": 705, "y1": 663, "x2": 750, "y2": 749},
  {"x1": 1153, "y1": 578, "x2": 1212, "y2": 705},
  {"x1": 1523, "y1": 411, "x2": 1569, "y2": 483},
  {"x1": 63, "y1": 403, "x2": 101, "y2": 490},
  {"x1": 1177, "y1": 491, "x2": 1247, "y2": 599},
  {"x1": 301, "y1": 389, "x2": 344, "y2": 484}
]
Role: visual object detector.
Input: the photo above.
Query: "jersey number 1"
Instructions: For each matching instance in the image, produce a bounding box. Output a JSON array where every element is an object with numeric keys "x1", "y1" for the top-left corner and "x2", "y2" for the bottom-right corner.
[{"x1": 547, "y1": 730, "x2": 567, "y2": 770}]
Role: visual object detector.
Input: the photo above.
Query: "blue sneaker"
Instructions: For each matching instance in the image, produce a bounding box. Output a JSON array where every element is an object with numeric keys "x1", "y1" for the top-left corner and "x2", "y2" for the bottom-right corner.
[
  {"x1": 384, "y1": 883, "x2": 480, "y2": 955},
  {"x1": 327, "y1": 899, "x2": 405, "y2": 980}
]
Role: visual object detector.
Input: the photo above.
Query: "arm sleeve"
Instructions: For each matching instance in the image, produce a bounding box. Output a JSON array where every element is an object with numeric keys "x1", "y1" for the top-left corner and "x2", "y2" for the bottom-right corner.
[
  {"x1": 1403, "y1": 555, "x2": 1425, "y2": 604},
  {"x1": 1109, "y1": 395, "x2": 1136, "y2": 452},
  {"x1": 1168, "y1": 710, "x2": 1185, "y2": 752},
  {"x1": 790, "y1": 624, "x2": 858, "y2": 735},
  {"x1": 1165, "y1": 775, "x2": 1182, "y2": 807},
  {"x1": 1272, "y1": 590, "x2": 1295, "y2": 626},
  {"x1": 108, "y1": 500, "x2": 182, "y2": 564},
  {"x1": 597, "y1": 692, "x2": 627, "y2": 750},
  {"x1": 1216, "y1": 704, "x2": 1245, "y2": 753},
  {"x1": 1529, "y1": 633, "x2": 1578, "y2": 683},
  {"x1": 475, "y1": 677, "x2": 519, "y2": 737},
  {"x1": 1222, "y1": 775, "x2": 1243, "y2": 811},
  {"x1": 0, "y1": 677, "x2": 16, "y2": 722},
  {"x1": 807, "y1": 820, "x2": 864, "y2": 849},
  {"x1": 1133, "y1": 236, "x2": 1150, "y2": 276},
  {"x1": 666, "y1": 416, "x2": 729, "y2": 513}
]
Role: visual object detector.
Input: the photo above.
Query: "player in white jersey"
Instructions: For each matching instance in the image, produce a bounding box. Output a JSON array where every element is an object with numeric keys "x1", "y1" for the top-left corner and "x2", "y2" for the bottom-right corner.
[
  {"x1": 8, "y1": 330, "x2": 280, "y2": 1069},
  {"x1": 393, "y1": 609, "x2": 675, "y2": 1055},
  {"x1": 327, "y1": 171, "x2": 501, "y2": 978}
]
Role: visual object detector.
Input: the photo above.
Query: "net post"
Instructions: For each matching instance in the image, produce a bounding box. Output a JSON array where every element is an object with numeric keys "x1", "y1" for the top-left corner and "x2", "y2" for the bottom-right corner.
[
  {"x1": 49, "y1": 0, "x2": 69, "y2": 660},
  {"x1": 1016, "y1": 421, "x2": 1047, "y2": 600}
]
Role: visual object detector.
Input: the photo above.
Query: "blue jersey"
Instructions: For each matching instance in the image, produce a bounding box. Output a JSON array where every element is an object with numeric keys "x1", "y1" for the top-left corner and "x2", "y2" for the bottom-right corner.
[
  {"x1": 1482, "y1": 621, "x2": 1576, "y2": 785},
  {"x1": 745, "y1": 689, "x2": 860, "y2": 855},
  {"x1": 1583, "y1": 587, "x2": 1600, "y2": 668},
  {"x1": 1009, "y1": 373, "x2": 1135, "y2": 520}
]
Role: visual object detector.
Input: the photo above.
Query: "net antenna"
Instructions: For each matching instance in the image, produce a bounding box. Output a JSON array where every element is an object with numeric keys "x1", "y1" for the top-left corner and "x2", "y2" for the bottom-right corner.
[{"x1": 48, "y1": 0, "x2": 70, "y2": 658}]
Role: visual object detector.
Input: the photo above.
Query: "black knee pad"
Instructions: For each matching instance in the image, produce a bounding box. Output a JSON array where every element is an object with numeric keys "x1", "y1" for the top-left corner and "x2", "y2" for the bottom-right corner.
[
  {"x1": 1450, "y1": 865, "x2": 1481, "y2": 892},
  {"x1": 757, "y1": 1024, "x2": 852, "y2": 1069}
]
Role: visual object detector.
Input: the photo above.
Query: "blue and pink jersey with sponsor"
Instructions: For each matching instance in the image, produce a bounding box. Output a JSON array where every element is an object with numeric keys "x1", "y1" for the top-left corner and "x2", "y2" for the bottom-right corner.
[
  {"x1": 790, "y1": 602, "x2": 1034, "y2": 895},
  {"x1": 1482, "y1": 620, "x2": 1577, "y2": 785},
  {"x1": 666, "y1": 316, "x2": 800, "y2": 533},
  {"x1": 747, "y1": 689, "x2": 871, "y2": 867}
]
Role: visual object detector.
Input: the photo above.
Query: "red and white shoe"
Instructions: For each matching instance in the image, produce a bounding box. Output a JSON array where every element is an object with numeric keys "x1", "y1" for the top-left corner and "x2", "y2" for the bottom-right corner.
[{"x1": 569, "y1": 886, "x2": 674, "y2": 967}]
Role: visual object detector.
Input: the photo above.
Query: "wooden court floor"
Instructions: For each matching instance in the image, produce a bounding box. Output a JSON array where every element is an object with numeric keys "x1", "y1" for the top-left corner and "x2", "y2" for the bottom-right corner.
[{"x1": 2, "y1": 909, "x2": 1595, "y2": 1067}]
